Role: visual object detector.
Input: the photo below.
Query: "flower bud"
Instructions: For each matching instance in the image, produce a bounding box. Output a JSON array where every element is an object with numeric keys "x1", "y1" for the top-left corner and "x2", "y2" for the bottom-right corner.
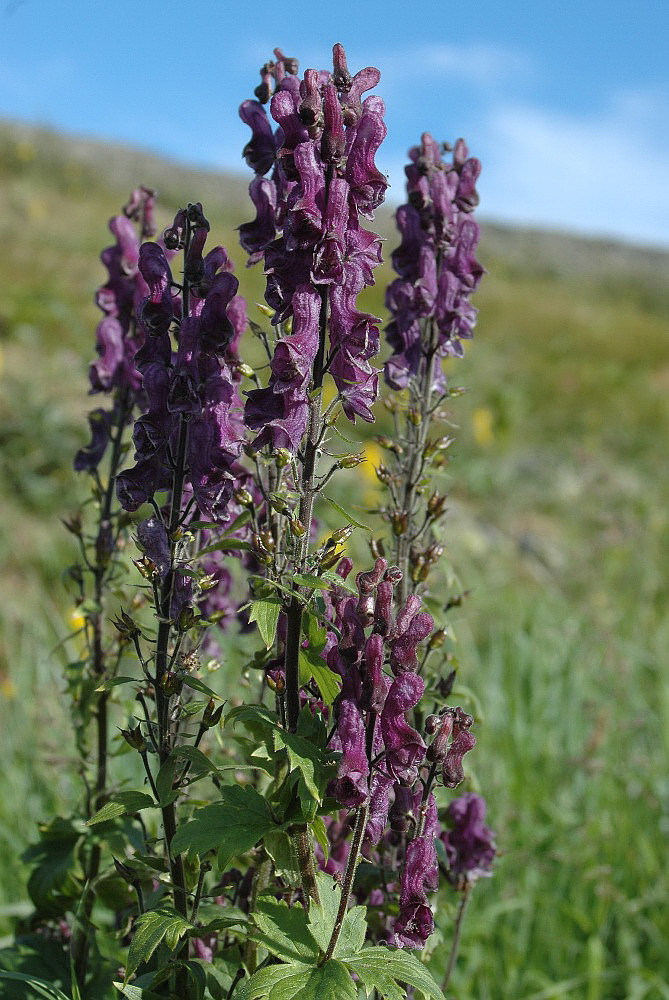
[
  {"x1": 427, "y1": 492, "x2": 448, "y2": 517},
  {"x1": 290, "y1": 518, "x2": 307, "y2": 537},
  {"x1": 121, "y1": 724, "x2": 147, "y2": 753},
  {"x1": 320, "y1": 547, "x2": 343, "y2": 570},
  {"x1": 428, "y1": 628, "x2": 447, "y2": 650},
  {"x1": 339, "y1": 452, "x2": 365, "y2": 469},
  {"x1": 237, "y1": 362, "x2": 255, "y2": 378},
  {"x1": 161, "y1": 671, "x2": 182, "y2": 696},
  {"x1": 234, "y1": 487, "x2": 254, "y2": 507},
  {"x1": 391, "y1": 511, "x2": 408, "y2": 537},
  {"x1": 203, "y1": 698, "x2": 224, "y2": 728},
  {"x1": 274, "y1": 448, "x2": 291, "y2": 468}
]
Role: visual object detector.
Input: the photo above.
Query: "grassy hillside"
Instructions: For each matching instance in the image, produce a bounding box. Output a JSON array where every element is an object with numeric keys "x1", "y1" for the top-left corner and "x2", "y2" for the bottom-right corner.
[{"x1": 1, "y1": 121, "x2": 668, "y2": 998}]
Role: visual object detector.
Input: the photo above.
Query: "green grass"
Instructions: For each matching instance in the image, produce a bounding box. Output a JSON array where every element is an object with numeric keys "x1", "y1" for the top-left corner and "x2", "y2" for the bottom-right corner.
[{"x1": 1, "y1": 121, "x2": 668, "y2": 997}]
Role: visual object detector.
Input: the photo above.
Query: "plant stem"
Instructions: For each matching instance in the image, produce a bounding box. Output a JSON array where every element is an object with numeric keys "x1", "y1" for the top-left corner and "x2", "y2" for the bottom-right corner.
[
  {"x1": 442, "y1": 884, "x2": 471, "y2": 992},
  {"x1": 320, "y1": 803, "x2": 368, "y2": 964},
  {"x1": 396, "y1": 338, "x2": 437, "y2": 606}
]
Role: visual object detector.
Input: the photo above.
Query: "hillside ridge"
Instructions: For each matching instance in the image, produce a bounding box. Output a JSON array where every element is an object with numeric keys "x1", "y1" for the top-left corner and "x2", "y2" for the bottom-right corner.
[{"x1": 2, "y1": 118, "x2": 668, "y2": 287}]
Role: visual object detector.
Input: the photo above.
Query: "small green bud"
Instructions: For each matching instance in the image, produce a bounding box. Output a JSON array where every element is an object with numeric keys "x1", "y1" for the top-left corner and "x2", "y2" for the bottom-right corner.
[
  {"x1": 428, "y1": 628, "x2": 447, "y2": 650},
  {"x1": 274, "y1": 448, "x2": 291, "y2": 468},
  {"x1": 237, "y1": 362, "x2": 255, "y2": 378},
  {"x1": 290, "y1": 518, "x2": 307, "y2": 537},
  {"x1": 339, "y1": 452, "x2": 365, "y2": 469},
  {"x1": 121, "y1": 724, "x2": 147, "y2": 753}
]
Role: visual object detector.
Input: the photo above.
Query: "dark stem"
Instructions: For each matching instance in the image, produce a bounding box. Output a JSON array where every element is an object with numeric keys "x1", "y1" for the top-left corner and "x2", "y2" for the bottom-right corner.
[
  {"x1": 320, "y1": 803, "x2": 368, "y2": 964},
  {"x1": 284, "y1": 274, "x2": 330, "y2": 733},
  {"x1": 396, "y1": 337, "x2": 437, "y2": 606},
  {"x1": 442, "y1": 884, "x2": 471, "y2": 991},
  {"x1": 72, "y1": 389, "x2": 132, "y2": 989}
]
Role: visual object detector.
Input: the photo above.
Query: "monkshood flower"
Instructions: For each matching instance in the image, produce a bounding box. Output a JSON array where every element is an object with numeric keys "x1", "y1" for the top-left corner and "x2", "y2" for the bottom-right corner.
[
  {"x1": 385, "y1": 133, "x2": 484, "y2": 390},
  {"x1": 239, "y1": 43, "x2": 387, "y2": 448},
  {"x1": 323, "y1": 558, "x2": 432, "y2": 813},
  {"x1": 442, "y1": 792, "x2": 496, "y2": 890},
  {"x1": 74, "y1": 188, "x2": 157, "y2": 473},
  {"x1": 89, "y1": 187, "x2": 156, "y2": 395},
  {"x1": 116, "y1": 206, "x2": 247, "y2": 524},
  {"x1": 391, "y1": 794, "x2": 440, "y2": 948}
]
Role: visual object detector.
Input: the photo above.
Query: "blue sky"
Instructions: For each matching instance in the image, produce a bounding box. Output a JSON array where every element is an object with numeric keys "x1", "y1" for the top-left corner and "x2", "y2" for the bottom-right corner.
[{"x1": 1, "y1": 0, "x2": 667, "y2": 247}]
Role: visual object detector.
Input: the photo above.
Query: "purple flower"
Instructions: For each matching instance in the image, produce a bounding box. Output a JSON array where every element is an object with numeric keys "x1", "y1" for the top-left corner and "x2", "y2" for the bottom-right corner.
[
  {"x1": 392, "y1": 828, "x2": 439, "y2": 949},
  {"x1": 117, "y1": 208, "x2": 245, "y2": 524},
  {"x1": 385, "y1": 133, "x2": 484, "y2": 390},
  {"x1": 380, "y1": 672, "x2": 426, "y2": 783},
  {"x1": 238, "y1": 43, "x2": 387, "y2": 449},
  {"x1": 442, "y1": 792, "x2": 496, "y2": 888}
]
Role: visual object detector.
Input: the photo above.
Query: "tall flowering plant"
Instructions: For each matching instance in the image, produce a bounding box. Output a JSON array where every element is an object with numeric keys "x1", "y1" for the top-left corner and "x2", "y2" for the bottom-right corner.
[{"x1": 14, "y1": 44, "x2": 493, "y2": 1000}]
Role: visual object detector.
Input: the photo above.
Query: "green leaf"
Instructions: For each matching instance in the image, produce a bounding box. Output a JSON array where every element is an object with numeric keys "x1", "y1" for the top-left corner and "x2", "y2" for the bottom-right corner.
[
  {"x1": 87, "y1": 791, "x2": 155, "y2": 826},
  {"x1": 346, "y1": 946, "x2": 446, "y2": 1000},
  {"x1": 114, "y1": 981, "x2": 165, "y2": 999},
  {"x1": 155, "y1": 756, "x2": 178, "y2": 807},
  {"x1": 238, "y1": 961, "x2": 356, "y2": 1000},
  {"x1": 251, "y1": 896, "x2": 319, "y2": 963},
  {"x1": 306, "y1": 871, "x2": 342, "y2": 954},
  {"x1": 298, "y1": 648, "x2": 341, "y2": 706},
  {"x1": 170, "y1": 784, "x2": 277, "y2": 867},
  {"x1": 180, "y1": 675, "x2": 219, "y2": 698},
  {"x1": 320, "y1": 570, "x2": 359, "y2": 596},
  {"x1": 273, "y1": 730, "x2": 336, "y2": 818},
  {"x1": 293, "y1": 573, "x2": 331, "y2": 591},
  {"x1": 172, "y1": 745, "x2": 219, "y2": 777},
  {"x1": 263, "y1": 830, "x2": 300, "y2": 885},
  {"x1": 248, "y1": 597, "x2": 282, "y2": 648},
  {"x1": 321, "y1": 494, "x2": 371, "y2": 532},
  {"x1": 310, "y1": 816, "x2": 329, "y2": 864},
  {"x1": 305, "y1": 871, "x2": 367, "y2": 961},
  {"x1": 0, "y1": 971, "x2": 72, "y2": 1000},
  {"x1": 330, "y1": 905, "x2": 368, "y2": 961},
  {"x1": 125, "y1": 907, "x2": 192, "y2": 980},
  {"x1": 94, "y1": 675, "x2": 138, "y2": 692}
]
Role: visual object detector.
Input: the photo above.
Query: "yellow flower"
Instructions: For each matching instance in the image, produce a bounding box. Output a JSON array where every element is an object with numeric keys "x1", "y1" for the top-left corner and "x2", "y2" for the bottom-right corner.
[
  {"x1": 69, "y1": 608, "x2": 86, "y2": 630},
  {"x1": 472, "y1": 407, "x2": 494, "y2": 447}
]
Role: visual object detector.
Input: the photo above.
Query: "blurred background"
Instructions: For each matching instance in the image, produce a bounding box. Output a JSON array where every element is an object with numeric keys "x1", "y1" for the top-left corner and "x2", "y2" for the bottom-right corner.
[{"x1": 1, "y1": 1, "x2": 668, "y2": 997}]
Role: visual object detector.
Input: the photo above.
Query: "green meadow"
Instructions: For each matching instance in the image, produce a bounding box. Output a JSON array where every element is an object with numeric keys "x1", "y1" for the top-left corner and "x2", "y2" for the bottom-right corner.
[{"x1": 1, "y1": 121, "x2": 668, "y2": 998}]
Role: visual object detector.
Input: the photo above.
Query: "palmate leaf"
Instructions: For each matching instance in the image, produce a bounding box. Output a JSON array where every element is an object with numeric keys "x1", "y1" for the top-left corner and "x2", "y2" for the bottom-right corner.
[
  {"x1": 250, "y1": 896, "x2": 320, "y2": 963},
  {"x1": 345, "y1": 946, "x2": 446, "y2": 1000},
  {"x1": 237, "y1": 960, "x2": 357, "y2": 1000},
  {"x1": 306, "y1": 872, "x2": 368, "y2": 961},
  {"x1": 170, "y1": 784, "x2": 277, "y2": 867},
  {"x1": 125, "y1": 906, "x2": 193, "y2": 980}
]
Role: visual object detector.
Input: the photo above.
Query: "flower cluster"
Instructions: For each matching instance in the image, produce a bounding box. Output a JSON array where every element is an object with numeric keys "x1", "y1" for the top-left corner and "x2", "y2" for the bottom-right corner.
[
  {"x1": 74, "y1": 187, "x2": 156, "y2": 472},
  {"x1": 442, "y1": 792, "x2": 496, "y2": 890},
  {"x1": 385, "y1": 134, "x2": 484, "y2": 389},
  {"x1": 240, "y1": 44, "x2": 387, "y2": 448},
  {"x1": 320, "y1": 558, "x2": 479, "y2": 947},
  {"x1": 116, "y1": 204, "x2": 247, "y2": 523}
]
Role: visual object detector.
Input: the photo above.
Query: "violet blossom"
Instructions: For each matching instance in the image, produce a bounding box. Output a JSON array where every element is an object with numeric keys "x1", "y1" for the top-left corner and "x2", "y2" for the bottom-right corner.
[
  {"x1": 116, "y1": 206, "x2": 247, "y2": 524},
  {"x1": 385, "y1": 133, "x2": 484, "y2": 390},
  {"x1": 239, "y1": 44, "x2": 388, "y2": 450},
  {"x1": 442, "y1": 792, "x2": 496, "y2": 889}
]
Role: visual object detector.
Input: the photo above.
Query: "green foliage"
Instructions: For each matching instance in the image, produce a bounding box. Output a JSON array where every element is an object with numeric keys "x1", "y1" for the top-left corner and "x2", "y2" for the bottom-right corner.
[
  {"x1": 2, "y1": 124, "x2": 669, "y2": 998},
  {"x1": 0, "y1": 970, "x2": 72, "y2": 1000},
  {"x1": 247, "y1": 598, "x2": 282, "y2": 649},
  {"x1": 347, "y1": 947, "x2": 446, "y2": 1000},
  {"x1": 238, "y1": 960, "x2": 358, "y2": 1000},
  {"x1": 87, "y1": 793, "x2": 155, "y2": 827},
  {"x1": 124, "y1": 907, "x2": 193, "y2": 981},
  {"x1": 169, "y1": 785, "x2": 277, "y2": 865}
]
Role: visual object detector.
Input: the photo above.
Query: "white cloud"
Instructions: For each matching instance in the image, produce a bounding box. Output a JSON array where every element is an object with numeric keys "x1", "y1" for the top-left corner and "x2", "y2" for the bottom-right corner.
[{"x1": 479, "y1": 90, "x2": 669, "y2": 247}]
